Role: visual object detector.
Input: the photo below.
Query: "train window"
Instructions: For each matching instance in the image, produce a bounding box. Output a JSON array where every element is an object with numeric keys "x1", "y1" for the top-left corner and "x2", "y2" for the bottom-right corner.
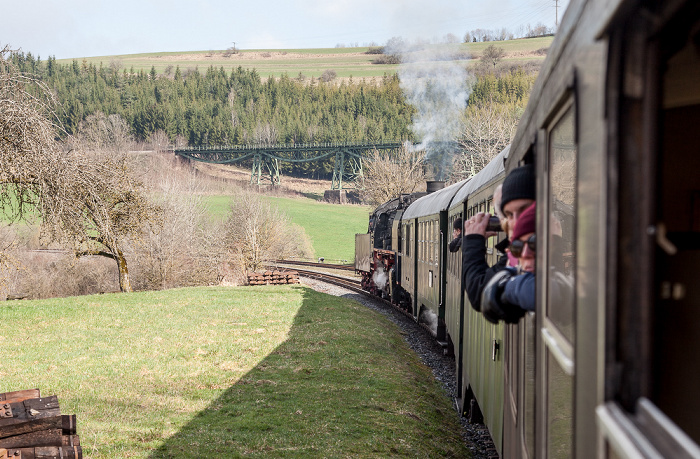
[
  {"x1": 542, "y1": 100, "x2": 577, "y2": 459},
  {"x1": 420, "y1": 221, "x2": 424, "y2": 263},
  {"x1": 545, "y1": 104, "x2": 577, "y2": 342},
  {"x1": 405, "y1": 224, "x2": 410, "y2": 257}
]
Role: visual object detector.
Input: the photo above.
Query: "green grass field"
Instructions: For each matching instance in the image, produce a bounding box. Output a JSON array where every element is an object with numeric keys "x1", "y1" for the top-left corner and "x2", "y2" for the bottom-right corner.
[
  {"x1": 56, "y1": 37, "x2": 553, "y2": 80},
  {"x1": 205, "y1": 194, "x2": 370, "y2": 263},
  {"x1": 0, "y1": 286, "x2": 468, "y2": 457}
]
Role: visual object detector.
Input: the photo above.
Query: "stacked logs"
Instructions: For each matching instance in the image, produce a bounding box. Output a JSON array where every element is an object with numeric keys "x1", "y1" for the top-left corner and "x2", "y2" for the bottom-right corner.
[
  {"x1": 0, "y1": 389, "x2": 81, "y2": 458},
  {"x1": 247, "y1": 270, "x2": 300, "y2": 285}
]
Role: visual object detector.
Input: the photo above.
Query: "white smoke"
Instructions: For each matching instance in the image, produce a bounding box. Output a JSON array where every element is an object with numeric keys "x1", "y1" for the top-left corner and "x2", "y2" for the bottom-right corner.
[
  {"x1": 372, "y1": 266, "x2": 389, "y2": 291},
  {"x1": 419, "y1": 307, "x2": 439, "y2": 336},
  {"x1": 387, "y1": 38, "x2": 473, "y2": 180}
]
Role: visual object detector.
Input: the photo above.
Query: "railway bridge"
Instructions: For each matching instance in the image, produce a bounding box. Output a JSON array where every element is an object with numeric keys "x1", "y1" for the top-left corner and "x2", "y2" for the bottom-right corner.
[{"x1": 173, "y1": 141, "x2": 406, "y2": 190}]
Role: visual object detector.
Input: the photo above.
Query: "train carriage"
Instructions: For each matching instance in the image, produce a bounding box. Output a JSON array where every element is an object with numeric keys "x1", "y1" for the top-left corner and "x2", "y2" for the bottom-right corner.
[
  {"x1": 355, "y1": 0, "x2": 700, "y2": 456},
  {"x1": 448, "y1": 146, "x2": 509, "y2": 455},
  {"x1": 400, "y1": 180, "x2": 468, "y2": 339},
  {"x1": 504, "y1": 0, "x2": 700, "y2": 456}
]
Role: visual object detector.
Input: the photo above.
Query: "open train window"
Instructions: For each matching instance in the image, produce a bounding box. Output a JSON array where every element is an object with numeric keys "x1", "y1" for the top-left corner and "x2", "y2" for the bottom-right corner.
[{"x1": 651, "y1": 9, "x2": 700, "y2": 445}]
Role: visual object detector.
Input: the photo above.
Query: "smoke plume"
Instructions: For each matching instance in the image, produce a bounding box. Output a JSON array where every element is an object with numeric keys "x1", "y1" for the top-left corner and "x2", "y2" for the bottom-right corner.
[
  {"x1": 372, "y1": 266, "x2": 389, "y2": 291},
  {"x1": 387, "y1": 39, "x2": 473, "y2": 180},
  {"x1": 418, "y1": 307, "x2": 439, "y2": 336}
]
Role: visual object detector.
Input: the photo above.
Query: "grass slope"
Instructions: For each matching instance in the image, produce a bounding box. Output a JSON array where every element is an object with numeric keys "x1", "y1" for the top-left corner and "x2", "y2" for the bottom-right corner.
[
  {"x1": 205, "y1": 194, "x2": 371, "y2": 263},
  {"x1": 0, "y1": 286, "x2": 468, "y2": 458},
  {"x1": 57, "y1": 37, "x2": 553, "y2": 80}
]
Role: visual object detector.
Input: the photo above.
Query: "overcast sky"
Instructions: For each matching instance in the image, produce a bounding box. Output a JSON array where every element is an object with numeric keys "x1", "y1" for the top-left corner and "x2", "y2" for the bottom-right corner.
[{"x1": 4, "y1": 0, "x2": 570, "y2": 59}]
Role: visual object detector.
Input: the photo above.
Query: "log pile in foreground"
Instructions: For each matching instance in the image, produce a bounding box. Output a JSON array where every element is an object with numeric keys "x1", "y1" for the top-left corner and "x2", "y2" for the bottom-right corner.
[
  {"x1": 247, "y1": 270, "x2": 300, "y2": 285},
  {"x1": 0, "y1": 389, "x2": 81, "y2": 458}
]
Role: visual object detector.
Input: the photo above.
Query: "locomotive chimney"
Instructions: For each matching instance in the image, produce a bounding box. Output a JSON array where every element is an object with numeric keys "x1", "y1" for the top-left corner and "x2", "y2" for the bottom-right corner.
[{"x1": 426, "y1": 180, "x2": 446, "y2": 194}]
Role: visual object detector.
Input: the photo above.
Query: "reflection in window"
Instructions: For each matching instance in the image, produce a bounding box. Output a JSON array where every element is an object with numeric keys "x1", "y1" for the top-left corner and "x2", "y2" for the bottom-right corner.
[
  {"x1": 546, "y1": 350, "x2": 573, "y2": 458},
  {"x1": 547, "y1": 106, "x2": 577, "y2": 343}
]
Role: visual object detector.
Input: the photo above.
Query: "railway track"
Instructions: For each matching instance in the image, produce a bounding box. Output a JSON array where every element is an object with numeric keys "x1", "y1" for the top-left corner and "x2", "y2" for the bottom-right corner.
[
  {"x1": 289, "y1": 268, "x2": 364, "y2": 293},
  {"x1": 273, "y1": 259, "x2": 355, "y2": 271},
  {"x1": 274, "y1": 261, "x2": 446, "y2": 348}
]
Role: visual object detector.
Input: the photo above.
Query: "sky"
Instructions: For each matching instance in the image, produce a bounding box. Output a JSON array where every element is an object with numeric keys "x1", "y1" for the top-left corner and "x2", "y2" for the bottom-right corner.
[{"x1": 4, "y1": 0, "x2": 570, "y2": 60}]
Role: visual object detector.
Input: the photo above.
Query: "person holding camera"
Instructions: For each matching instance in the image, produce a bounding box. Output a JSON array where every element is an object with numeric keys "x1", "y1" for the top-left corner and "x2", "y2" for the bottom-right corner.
[
  {"x1": 462, "y1": 164, "x2": 535, "y2": 312},
  {"x1": 480, "y1": 202, "x2": 536, "y2": 324}
]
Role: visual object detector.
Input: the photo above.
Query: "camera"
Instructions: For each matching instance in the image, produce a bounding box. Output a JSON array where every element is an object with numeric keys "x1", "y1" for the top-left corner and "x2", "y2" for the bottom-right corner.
[{"x1": 486, "y1": 215, "x2": 502, "y2": 232}]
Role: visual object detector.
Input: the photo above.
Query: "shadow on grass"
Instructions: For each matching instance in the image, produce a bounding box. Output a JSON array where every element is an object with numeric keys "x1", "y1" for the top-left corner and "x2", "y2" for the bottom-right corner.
[
  {"x1": 148, "y1": 286, "x2": 467, "y2": 458},
  {"x1": 300, "y1": 191, "x2": 324, "y2": 201}
]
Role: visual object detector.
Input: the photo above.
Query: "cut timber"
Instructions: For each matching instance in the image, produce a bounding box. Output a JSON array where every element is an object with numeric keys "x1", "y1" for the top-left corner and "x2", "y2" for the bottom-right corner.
[
  {"x1": 0, "y1": 392, "x2": 81, "y2": 459},
  {"x1": 0, "y1": 446, "x2": 82, "y2": 458},
  {"x1": 0, "y1": 391, "x2": 40, "y2": 404},
  {"x1": 0, "y1": 397, "x2": 60, "y2": 429}
]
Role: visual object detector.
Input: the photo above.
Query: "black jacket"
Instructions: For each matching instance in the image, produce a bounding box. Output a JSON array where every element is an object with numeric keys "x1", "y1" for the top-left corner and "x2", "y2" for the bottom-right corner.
[{"x1": 462, "y1": 234, "x2": 508, "y2": 311}]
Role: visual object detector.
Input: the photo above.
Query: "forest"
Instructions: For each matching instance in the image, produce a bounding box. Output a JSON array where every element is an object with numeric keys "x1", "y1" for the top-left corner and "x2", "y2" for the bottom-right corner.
[{"x1": 9, "y1": 51, "x2": 537, "y2": 179}]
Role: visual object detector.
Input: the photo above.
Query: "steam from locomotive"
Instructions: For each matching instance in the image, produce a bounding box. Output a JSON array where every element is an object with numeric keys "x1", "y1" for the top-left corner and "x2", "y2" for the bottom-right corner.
[{"x1": 388, "y1": 40, "x2": 472, "y2": 180}]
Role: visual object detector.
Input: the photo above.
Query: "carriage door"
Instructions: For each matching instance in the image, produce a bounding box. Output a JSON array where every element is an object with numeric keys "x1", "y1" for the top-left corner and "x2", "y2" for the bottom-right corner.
[{"x1": 651, "y1": 8, "x2": 700, "y2": 447}]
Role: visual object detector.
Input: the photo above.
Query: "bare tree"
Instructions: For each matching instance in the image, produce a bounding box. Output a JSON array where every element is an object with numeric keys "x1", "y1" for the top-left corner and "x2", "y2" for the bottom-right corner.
[
  {"x1": 0, "y1": 48, "x2": 160, "y2": 292},
  {"x1": 0, "y1": 46, "x2": 65, "y2": 223},
  {"x1": 452, "y1": 102, "x2": 520, "y2": 181},
  {"x1": 360, "y1": 146, "x2": 426, "y2": 206},
  {"x1": 136, "y1": 174, "x2": 224, "y2": 289},
  {"x1": 482, "y1": 44, "x2": 506, "y2": 69},
  {"x1": 76, "y1": 111, "x2": 133, "y2": 153},
  {"x1": 41, "y1": 148, "x2": 162, "y2": 292},
  {"x1": 224, "y1": 191, "x2": 313, "y2": 275},
  {"x1": 148, "y1": 129, "x2": 171, "y2": 152}
]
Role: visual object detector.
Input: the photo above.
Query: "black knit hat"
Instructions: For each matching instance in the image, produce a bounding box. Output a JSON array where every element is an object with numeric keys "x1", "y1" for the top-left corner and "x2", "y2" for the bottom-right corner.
[{"x1": 500, "y1": 164, "x2": 535, "y2": 213}]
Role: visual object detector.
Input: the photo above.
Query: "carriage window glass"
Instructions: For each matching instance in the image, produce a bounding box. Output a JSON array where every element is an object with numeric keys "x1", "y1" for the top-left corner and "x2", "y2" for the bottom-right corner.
[
  {"x1": 431, "y1": 220, "x2": 435, "y2": 265},
  {"x1": 405, "y1": 225, "x2": 410, "y2": 257},
  {"x1": 547, "y1": 105, "x2": 577, "y2": 343},
  {"x1": 418, "y1": 222, "x2": 422, "y2": 262},
  {"x1": 546, "y1": 349, "x2": 573, "y2": 458}
]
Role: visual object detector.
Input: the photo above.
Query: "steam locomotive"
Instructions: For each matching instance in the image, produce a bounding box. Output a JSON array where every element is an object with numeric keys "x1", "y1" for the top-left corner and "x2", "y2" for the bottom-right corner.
[{"x1": 355, "y1": 0, "x2": 700, "y2": 457}]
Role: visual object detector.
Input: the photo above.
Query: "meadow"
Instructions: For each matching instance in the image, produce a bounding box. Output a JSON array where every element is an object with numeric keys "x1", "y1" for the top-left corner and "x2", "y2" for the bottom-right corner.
[
  {"x1": 0, "y1": 285, "x2": 468, "y2": 457},
  {"x1": 205, "y1": 194, "x2": 371, "y2": 263},
  {"x1": 57, "y1": 37, "x2": 554, "y2": 80}
]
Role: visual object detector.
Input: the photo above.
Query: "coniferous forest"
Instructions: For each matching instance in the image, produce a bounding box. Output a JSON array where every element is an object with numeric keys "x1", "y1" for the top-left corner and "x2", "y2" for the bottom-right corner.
[{"x1": 9, "y1": 51, "x2": 536, "y2": 178}]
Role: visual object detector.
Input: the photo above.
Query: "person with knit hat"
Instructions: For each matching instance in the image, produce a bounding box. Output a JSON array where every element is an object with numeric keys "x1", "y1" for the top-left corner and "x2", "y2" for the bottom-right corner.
[
  {"x1": 480, "y1": 202, "x2": 537, "y2": 324},
  {"x1": 500, "y1": 163, "x2": 536, "y2": 231},
  {"x1": 462, "y1": 164, "x2": 536, "y2": 312}
]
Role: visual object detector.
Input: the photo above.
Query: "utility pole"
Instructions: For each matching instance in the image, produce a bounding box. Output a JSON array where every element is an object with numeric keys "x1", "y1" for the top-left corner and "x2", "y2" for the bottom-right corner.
[{"x1": 554, "y1": 0, "x2": 560, "y2": 27}]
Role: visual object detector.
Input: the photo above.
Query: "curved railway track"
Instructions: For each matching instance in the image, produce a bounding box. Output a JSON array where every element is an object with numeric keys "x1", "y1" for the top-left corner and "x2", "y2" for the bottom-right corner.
[
  {"x1": 273, "y1": 260, "x2": 355, "y2": 271},
  {"x1": 272, "y1": 260, "x2": 444, "y2": 344}
]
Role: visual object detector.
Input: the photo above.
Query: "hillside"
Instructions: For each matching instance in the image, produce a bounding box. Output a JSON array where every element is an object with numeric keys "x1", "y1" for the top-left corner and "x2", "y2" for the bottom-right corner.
[{"x1": 56, "y1": 36, "x2": 554, "y2": 81}]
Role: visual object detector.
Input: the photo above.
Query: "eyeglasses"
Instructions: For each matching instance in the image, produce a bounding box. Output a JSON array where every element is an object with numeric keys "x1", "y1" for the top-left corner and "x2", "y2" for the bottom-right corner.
[{"x1": 509, "y1": 234, "x2": 536, "y2": 258}]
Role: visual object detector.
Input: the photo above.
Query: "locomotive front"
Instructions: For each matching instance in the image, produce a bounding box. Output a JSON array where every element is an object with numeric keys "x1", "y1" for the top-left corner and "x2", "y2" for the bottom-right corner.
[{"x1": 355, "y1": 192, "x2": 426, "y2": 308}]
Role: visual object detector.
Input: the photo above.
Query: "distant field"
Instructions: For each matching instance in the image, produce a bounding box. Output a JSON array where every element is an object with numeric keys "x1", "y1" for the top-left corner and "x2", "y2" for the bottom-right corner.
[{"x1": 57, "y1": 37, "x2": 553, "y2": 80}]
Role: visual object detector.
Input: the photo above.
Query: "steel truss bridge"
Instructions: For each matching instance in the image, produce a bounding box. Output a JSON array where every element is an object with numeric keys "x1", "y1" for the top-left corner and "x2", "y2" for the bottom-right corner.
[{"x1": 173, "y1": 141, "x2": 407, "y2": 190}]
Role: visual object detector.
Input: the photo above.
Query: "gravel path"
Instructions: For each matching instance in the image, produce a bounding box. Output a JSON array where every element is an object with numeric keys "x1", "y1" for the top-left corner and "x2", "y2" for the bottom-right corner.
[{"x1": 301, "y1": 277, "x2": 498, "y2": 459}]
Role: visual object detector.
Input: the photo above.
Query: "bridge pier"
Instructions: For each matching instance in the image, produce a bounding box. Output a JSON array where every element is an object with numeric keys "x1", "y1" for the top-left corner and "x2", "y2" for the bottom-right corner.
[{"x1": 323, "y1": 190, "x2": 361, "y2": 204}]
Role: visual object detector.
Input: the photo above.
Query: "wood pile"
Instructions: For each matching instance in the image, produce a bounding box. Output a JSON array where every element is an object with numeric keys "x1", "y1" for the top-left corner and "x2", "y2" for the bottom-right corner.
[
  {"x1": 0, "y1": 389, "x2": 81, "y2": 458},
  {"x1": 247, "y1": 270, "x2": 300, "y2": 285}
]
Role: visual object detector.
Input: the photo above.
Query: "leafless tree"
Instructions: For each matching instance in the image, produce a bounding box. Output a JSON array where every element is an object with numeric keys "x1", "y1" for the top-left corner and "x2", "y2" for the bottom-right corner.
[
  {"x1": 148, "y1": 129, "x2": 171, "y2": 152},
  {"x1": 41, "y1": 147, "x2": 163, "y2": 292},
  {"x1": 320, "y1": 69, "x2": 337, "y2": 82},
  {"x1": 0, "y1": 47, "x2": 160, "y2": 292},
  {"x1": 76, "y1": 111, "x2": 133, "y2": 152},
  {"x1": 482, "y1": 44, "x2": 506, "y2": 69},
  {"x1": 452, "y1": 102, "x2": 520, "y2": 181},
  {"x1": 360, "y1": 145, "x2": 426, "y2": 206},
  {"x1": 224, "y1": 190, "x2": 313, "y2": 275},
  {"x1": 135, "y1": 174, "x2": 224, "y2": 289}
]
